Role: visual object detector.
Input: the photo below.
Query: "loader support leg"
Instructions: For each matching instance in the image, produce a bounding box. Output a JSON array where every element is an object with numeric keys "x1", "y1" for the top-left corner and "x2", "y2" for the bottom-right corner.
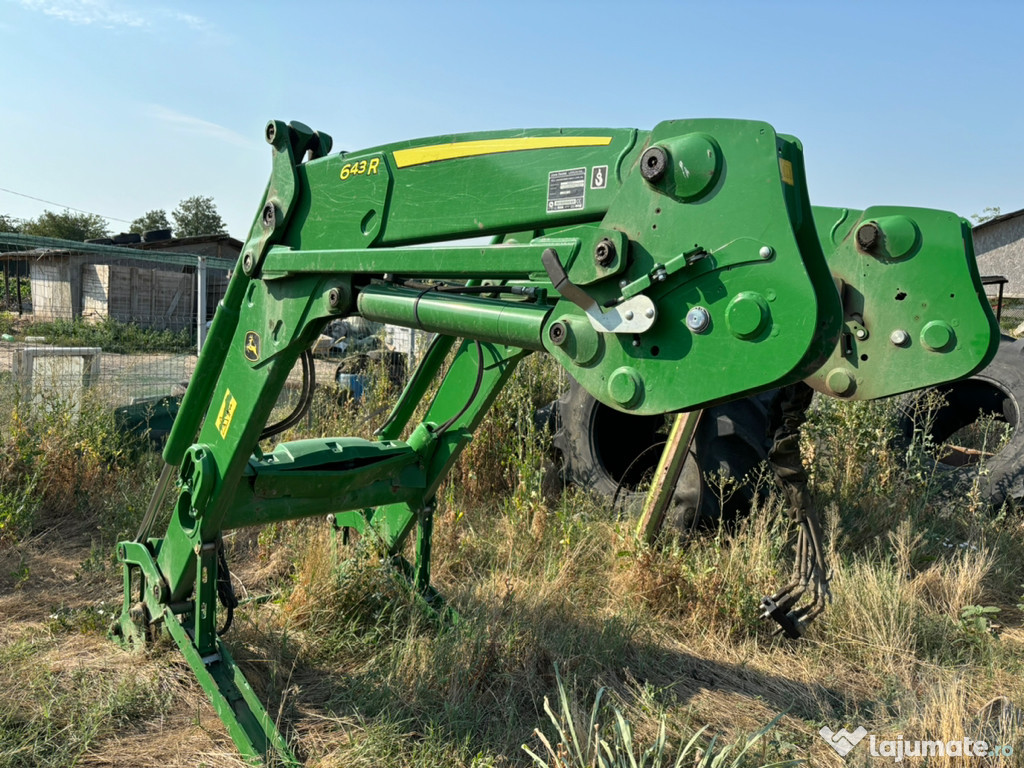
[
  {"x1": 366, "y1": 339, "x2": 530, "y2": 574},
  {"x1": 415, "y1": 503, "x2": 434, "y2": 593},
  {"x1": 114, "y1": 542, "x2": 300, "y2": 766},
  {"x1": 195, "y1": 541, "x2": 219, "y2": 657}
]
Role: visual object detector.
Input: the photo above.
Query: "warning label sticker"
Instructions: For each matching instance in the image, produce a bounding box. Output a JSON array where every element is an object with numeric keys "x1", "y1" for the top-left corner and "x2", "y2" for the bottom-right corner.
[
  {"x1": 215, "y1": 389, "x2": 237, "y2": 439},
  {"x1": 547, "y1": 167, "x2": 586, "y2": 213}
]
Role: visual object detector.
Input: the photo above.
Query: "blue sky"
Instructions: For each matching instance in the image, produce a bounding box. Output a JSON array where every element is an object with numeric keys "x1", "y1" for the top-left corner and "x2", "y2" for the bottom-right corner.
[{"x1": 1, "y1": 0, "x2": 1021, "y2": 238}]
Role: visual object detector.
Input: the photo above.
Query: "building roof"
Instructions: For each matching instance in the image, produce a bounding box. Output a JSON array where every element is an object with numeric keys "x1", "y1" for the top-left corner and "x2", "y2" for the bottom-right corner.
[
  {"x1": 0, "y1": 232, "x2": 238, "y2": 269},
  {"x1": 131, "y1": 233, "x2": 243, "y2": 252},
  {"x1": 972, "y1": 207, "x2": 1024, "y2": 232}
]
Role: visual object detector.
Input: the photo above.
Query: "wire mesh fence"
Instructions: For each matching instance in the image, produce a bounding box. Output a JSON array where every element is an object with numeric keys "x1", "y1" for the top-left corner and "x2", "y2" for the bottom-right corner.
[
  {"x1": 0, "y1": 232, "x2": 434, "y2": 433},
  {"x1": 994, "y1": 300, "x2": 1024, "y2": 335},
  {"x1": 0, "y1": 232, "x2": 235, "y2": 414}
]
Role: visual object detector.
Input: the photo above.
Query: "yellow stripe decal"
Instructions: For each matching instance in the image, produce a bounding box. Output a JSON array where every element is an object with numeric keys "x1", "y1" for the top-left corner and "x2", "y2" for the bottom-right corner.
[{"x1": 392, "y1": 136, "x2": 613, "y2": 168}]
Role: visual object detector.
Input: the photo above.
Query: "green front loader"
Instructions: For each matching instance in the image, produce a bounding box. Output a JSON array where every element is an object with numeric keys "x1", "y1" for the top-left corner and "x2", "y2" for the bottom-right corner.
[{"x1": 111, "y1": 118, "x2": 998, "y2": 765}]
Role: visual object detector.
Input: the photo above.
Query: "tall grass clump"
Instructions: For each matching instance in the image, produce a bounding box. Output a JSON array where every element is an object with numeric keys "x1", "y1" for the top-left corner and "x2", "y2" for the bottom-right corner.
[
  {"x1": 524, "y1": 667, "x2": 802, "y2": 768},
  {"x1": 0, "y1": 374, "x2": 158, "y2": 548},
  {"x1": 790, "y1": 395, "x2": 1024, "y2": 757},
  {"x1": 451, "y1": 351, "x2": 565, "y2": 507},
  {"x1": 621, "y1": 493, "x2": 792, "y2": 641},
  {"x1": 261, "y1": 368, "x2": 1023, "y2": 764}
]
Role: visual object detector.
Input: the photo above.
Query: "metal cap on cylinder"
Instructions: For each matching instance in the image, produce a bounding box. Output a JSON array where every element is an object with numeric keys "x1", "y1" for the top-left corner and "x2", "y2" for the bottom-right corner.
[
  {"x1": 608, "y1": 366, "x2": 643, "y2": 408},
  {"x1": 920, "y1": 320, "x2": 954, "y2": 351},
  {"x1": 640, "y1": 146, "x2": 668, "y2": 183},
  {"x1": 664, "y1": 133, "x2": 721, "y2": 201},
  {"x1": 725, "y1": 292, "x2": 769, "y2": 340},
  {"x1": 826, "y1": 368, "x2": 855, "y2": 397}
]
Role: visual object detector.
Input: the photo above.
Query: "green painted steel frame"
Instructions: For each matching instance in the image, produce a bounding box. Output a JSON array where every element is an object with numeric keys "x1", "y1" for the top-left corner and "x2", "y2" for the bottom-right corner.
[
  {"x1": 115, "y1": 540, "x2": 299, "y2": 766},
  {"x1": 112, "y1": 118, "x2": 998, "y2": 766}
]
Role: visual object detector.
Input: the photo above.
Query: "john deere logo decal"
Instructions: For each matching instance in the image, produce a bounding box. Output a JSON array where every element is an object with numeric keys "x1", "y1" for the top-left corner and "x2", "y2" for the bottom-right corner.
[{"x1": 244, "y1": 331, "x2": 261, "y2": 362}]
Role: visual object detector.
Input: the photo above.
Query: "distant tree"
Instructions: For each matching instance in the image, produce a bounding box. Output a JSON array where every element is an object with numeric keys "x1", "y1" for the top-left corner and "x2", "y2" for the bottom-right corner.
[
  {"x1": 172, "y1": 195, "x2": 226, "y2": 238},
  {"x1": 0, "y1": 214, "x2": 21, "y2": 233},
  {"x1": 20, "y1": 209, "x2": 110, "y2": 241},
  {"x1": 970, "y1": 206, "x2": 1002, "y2": 225},
  {"x1": 129, "y1": 209, "x2": 171, "y2": 235}
]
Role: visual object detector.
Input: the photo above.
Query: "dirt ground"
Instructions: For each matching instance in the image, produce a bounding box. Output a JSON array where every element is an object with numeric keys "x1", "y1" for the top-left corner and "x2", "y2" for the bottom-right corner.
[{"x1": 0, "y1": 521, "x2": 252, "y2": 767}]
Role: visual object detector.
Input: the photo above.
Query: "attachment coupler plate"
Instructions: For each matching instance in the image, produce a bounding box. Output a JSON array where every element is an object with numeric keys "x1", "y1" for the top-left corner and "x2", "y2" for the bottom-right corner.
[{"x1": 806, "y1": 206, "x2": 998, "y2": 401}]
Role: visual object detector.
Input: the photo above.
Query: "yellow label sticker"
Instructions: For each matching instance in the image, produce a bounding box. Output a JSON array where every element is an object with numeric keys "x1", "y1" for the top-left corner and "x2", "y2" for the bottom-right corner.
[
  {"x1": 779, "y1": 158, "x2": 794, "y2": 186},
  {"x1": 215, "y1": 389, "x2": 237, "y2": 439}
]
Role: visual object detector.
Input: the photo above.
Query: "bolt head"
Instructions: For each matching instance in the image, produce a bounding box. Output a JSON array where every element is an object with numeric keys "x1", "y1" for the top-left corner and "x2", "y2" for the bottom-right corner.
[
  {"x1": 686, "y1": 306, "x2": 711, "y2": 333},
  {"x1": 855, "y1": 328, "x2": 867, "y2": 340},
  {"x1": 890, "y1": 329, "x2": 909, "y2": 346},
  {"x1": 645, "y1": 308, "x2": 655, "y2": 319},
  {"x1": 624, "y1": 310, "x2": 634, "y2": 321},
  {"x1": 826, "y1": 368, "x2": 855, "y2": 396},
  {"x1": 759, "y1": 246, "x2": 773, "y2": 259},
  {"x1": 725, "y1": 292, "x2": 769, "y2": 340},
  {"x1": 608, "y1": 366, "x2": 643, "y2": 407},
  {"x1": 262, "y1": 202, "x2": 276, "y2": 229},
  {"x1": 921, "y1": 321, "x2": 954, "y2": 352},
  {"x1": 594, "y1": 238, "x2": 616, "y2": 267}
]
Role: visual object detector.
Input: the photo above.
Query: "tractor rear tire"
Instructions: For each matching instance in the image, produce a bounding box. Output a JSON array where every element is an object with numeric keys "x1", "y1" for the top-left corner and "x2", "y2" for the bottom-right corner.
[
  {"x1": 898, "y1": 336, "x2": 1024, "y2": 508},
  {"x1": 551, "y1": 379, "x2": 774, "y2": 531}
]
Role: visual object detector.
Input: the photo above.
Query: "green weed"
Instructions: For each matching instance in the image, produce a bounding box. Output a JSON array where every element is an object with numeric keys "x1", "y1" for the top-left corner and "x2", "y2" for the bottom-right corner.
[
  {"x1": 7, "y1": 316, "x2": 192, "y2": 354},
  {"x1": 523, "y1": 667, "x2": 803, "y2": 768}
]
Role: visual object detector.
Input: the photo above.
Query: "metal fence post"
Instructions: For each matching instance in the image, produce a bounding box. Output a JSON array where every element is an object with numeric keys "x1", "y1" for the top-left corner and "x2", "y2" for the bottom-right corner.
[{"x1": 197, "y1": 255, "x2": 207, "y2": 355}]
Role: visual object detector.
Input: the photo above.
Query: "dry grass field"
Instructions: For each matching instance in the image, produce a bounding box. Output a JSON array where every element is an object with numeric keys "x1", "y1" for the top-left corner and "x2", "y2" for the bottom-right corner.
[{"x1": 1, "y1": 353, "x2": 1022, "y2": 767}]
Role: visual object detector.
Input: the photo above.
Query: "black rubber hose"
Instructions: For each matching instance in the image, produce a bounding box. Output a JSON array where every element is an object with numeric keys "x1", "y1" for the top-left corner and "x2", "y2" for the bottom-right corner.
[{"x1": 260, "y1": 349, "x2": 316, "y2": 441}]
